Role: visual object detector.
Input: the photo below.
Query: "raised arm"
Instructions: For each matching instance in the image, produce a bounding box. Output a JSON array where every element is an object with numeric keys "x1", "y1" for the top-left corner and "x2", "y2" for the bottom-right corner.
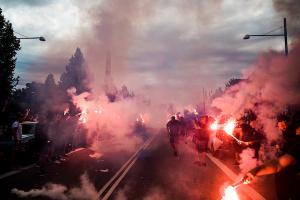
[{"x1": 243, "y1": 154, "x2": 297, "y2": 183}]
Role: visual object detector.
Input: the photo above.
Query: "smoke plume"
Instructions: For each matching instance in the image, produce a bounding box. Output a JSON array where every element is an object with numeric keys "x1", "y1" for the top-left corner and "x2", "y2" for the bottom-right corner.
[
  {"x1": 67, "y1": 87, "x2": 173, "y2": 157},
  {"x1": 12, "y1": 172, "x2": 98, "y2": 200},
  {"x1": 238, "y1": 148, "x2": 258, "y2": 173},
  {"x1": 211, "y1": 41, "x2": 300, "y2": 141}
]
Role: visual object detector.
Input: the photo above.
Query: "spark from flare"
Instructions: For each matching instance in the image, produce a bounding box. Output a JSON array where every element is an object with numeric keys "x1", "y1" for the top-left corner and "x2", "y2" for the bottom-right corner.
[{"x1": 221, "y1": 186, "x2": 240, "y2": 200}]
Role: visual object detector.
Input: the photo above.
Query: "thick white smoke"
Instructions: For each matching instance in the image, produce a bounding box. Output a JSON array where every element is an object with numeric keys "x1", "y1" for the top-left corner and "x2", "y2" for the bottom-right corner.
[
  {"x1": 11, "y1": 173, "x2": 98, "y2": 200},
  {"x1": 211, "y1": 41, "x2": 300, "y2": 142},
  {"x1": 67, "y1": 87, "x2": 173, "y2": 157},
  {"x1": 211, "y1": 41, "x2": 300, "y2": 173},
  {"x1": 238, "y1": 148, "x2": 258, "y2": 173}
]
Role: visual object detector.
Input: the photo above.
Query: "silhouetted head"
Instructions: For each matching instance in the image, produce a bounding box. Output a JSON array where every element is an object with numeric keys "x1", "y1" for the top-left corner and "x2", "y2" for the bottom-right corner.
[{"x1": 171, "y1": 116, "x2": 176, "y2": 121}]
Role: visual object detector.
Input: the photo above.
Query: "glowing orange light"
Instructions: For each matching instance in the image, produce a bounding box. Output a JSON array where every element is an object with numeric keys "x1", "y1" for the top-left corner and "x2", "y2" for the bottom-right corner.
[
  {"x1": 223, "y1": 118, "x2": 236, "y2": 135},
  {"x1": 210, "y1": 121, "x2": 218, "y2": 130},
  {"x1": 222, "y1": 186, "x2": 240, "y2": 200}
]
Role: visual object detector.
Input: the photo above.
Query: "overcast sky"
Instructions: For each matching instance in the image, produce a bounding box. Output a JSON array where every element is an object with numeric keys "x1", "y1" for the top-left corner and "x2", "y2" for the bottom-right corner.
[{"x1": 0, "y1": 0, "x2": 292, "y2": 105}]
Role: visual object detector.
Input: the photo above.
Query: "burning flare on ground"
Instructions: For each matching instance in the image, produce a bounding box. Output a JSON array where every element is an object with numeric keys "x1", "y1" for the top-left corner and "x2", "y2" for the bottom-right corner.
[{"x1": 221, "y1": 186, "x2": 240, "y2": 200}]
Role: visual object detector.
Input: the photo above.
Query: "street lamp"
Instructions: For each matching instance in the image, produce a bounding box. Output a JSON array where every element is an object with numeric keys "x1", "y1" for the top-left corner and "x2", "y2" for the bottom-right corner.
[
  {"x1": 243, "y1": 18, "x2": 288, "y2": 56},
  {"x1": 17, "y1": 36, "x2": 46, "y2": 42}
]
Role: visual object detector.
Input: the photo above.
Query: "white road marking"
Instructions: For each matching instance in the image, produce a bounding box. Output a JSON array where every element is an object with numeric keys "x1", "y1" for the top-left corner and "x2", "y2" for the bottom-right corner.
[
  {"x1": 65, "y1": 147, "x2": 85, "y2": 155},
  {"x1": 206, "y1": 153, "x2": 266, "y2": 200},
  {"x1": 0, "y1": 164, "x2": 36, "y2": 180},
  {"x1": 98, "y1": 136, "x2": 155, "y2": 199}
]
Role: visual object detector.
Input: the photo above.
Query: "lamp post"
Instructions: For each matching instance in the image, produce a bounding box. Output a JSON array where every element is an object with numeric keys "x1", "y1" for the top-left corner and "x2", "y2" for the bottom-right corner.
[
  {"x1": 243, "y1": 18, "x2": 288, "y2": 56},
  {"x1": 17, "y1": 36, "x2": 46, "y2": 42}
]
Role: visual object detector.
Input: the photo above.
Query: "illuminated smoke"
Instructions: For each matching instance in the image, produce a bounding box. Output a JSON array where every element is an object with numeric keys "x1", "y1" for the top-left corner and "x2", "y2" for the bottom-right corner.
[
  {"x1": 211, "y1": 41, "x2": 300, "y2": 187},
  {"x1": 12, "y1": 173, "x2": 98, "y2": 200},
  {"x1": 211, "y1": 41, "x2": 300, "y2": 142},
  {"x1": 12, "y1": 184, "x2": 68, "y2": 200},
  {"x1": 67, "y1": 87, "x2": 173, "y2": 157},
  {"x1": 238, "y1": 148, "x2": 258, "y2": 174}
]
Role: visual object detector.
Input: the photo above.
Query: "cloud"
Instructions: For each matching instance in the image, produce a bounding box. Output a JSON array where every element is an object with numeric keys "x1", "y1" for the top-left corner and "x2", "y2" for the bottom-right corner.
[
  {"x1": 0, "y1": 0, "x2": 54, "y2": 8},
  {"x1": 3, "y1": 0, "x2": 294, "y2": 106},
  {"x1": 272, "y1": 0, "x2": 300, "y2": 37}
]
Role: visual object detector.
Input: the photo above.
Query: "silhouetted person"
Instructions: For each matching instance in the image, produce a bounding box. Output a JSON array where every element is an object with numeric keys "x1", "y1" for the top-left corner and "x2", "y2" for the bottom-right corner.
[
  {"x1": 192, "y1": 115, "x2": 210, "y2": 166},
  {"x1": 243, "y1": 121, "x2": 300, "y2": 199},
  {"x1": 178, "y1": 116, "x2": 188, "y2": 143},
  {"x1": 10, "y1": 109, "x2": 29, "y2": 168},
  {"x1": 166, "y1": 116, "x2": 181, "y2": 156}
]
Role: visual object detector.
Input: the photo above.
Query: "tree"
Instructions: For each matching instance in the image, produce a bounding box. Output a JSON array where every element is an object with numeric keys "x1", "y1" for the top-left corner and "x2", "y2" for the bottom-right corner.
[
  {"x1": 59, "y1": 48, "x2": 89, "y2": 95},
  {"x1": 44, "y1": 73, "x2": 57, "y2": 96},
  {"x1": 225, "y1": 78, "x2": 243, "y2": 89},
  {"x1": 0, "y1": 8, "x2": 21, "y2": 113}
]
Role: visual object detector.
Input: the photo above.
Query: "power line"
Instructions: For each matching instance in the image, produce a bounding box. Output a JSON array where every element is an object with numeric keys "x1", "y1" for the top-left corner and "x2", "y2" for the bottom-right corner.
[
  {"x1": 14, "y1": 31, "x2": 29, "y2": 38},
  {"x1": 262, "y1": 26, "x2": 283, "y2": 35}
]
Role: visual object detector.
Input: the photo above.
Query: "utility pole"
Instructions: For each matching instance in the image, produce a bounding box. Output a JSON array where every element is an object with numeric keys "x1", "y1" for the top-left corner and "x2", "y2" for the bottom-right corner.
[
  {"x1": 283, "y1": 18, "x2": 288, "y2": 56},
  {"x1": 243, "y1": 17, "x2": 288, "y2": 56}
]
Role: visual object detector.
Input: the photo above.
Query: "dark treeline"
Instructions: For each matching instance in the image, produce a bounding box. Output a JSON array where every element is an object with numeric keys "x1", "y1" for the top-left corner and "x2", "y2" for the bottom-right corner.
[{"x1": 1, "y1": 47, "x2": 89, "y2": 134}]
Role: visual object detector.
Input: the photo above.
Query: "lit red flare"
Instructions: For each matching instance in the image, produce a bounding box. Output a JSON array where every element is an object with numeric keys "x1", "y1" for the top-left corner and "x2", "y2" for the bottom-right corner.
[
  {"x1": 210, "y1": 121, "x2": 218, "y2": 130},
  {"x1": 221, "y1": 186, "x2": 240, "y2": 200},
  {"x1": 223, "y1": 118, "x2": 236, "y2": 135}
]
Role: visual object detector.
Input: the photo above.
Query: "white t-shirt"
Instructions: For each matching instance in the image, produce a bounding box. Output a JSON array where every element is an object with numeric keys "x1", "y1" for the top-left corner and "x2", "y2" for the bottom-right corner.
[{"x1": 12, "y1": 121, "x2": 22, "y2": 141}]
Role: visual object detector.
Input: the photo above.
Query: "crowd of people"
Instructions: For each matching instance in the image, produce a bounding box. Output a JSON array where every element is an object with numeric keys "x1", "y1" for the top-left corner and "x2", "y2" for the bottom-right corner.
[
  {"x1": 166, "y1": 112, "x2": 213, "y2": 166},
  {"x1": 2, "y1": 108, "x2": 149, "y2": 175},
  {"x1": 1, "y1": 109, "x2": 87, "y2": 175},
  {"x1": 166, "y1": 110, "x2": 300, "y2": 199}
]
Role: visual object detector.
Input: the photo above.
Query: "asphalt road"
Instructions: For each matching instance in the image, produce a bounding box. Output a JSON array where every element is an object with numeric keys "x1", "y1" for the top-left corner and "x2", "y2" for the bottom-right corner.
[{"x1": 0, "y1": 133, "x2": 274, "y2": 200}]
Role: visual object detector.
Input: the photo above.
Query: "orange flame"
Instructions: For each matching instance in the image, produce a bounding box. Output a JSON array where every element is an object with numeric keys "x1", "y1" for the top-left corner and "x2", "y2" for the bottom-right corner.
[
  {"x1": 222, "y1": 186, "x2": 240, "y2": 200},
  {"x1": 223, "y1": 118, "x2": 236, "y2": 135}
]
